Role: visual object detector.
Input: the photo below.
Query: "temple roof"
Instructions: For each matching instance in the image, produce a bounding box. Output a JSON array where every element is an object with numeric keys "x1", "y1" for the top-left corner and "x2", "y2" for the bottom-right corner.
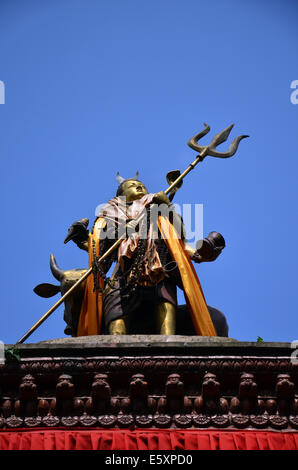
[{"x1": 1, "y1": 336, "x2": 297, "y2": 431}]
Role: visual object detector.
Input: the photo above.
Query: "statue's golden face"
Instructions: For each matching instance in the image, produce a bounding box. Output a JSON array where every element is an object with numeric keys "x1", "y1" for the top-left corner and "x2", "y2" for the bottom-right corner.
[{"x1": 121, "y1": 180, "x2": 148, "y2": 202}]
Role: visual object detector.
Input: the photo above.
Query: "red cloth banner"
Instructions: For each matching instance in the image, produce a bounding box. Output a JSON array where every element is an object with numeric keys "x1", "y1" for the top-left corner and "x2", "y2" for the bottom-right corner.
[{"x1": 0, "y1": 429, "x2": 297, "y2": 450}]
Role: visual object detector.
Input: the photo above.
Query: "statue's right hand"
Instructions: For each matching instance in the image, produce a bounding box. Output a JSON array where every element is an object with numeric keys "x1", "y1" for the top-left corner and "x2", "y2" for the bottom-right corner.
[{"x1": 64, "y1": 218, "x2": 89, "y2": 244}]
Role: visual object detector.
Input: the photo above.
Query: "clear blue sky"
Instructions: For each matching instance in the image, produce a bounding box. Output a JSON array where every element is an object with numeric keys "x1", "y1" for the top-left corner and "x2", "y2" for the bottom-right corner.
[{"x1": 0, "y1": 0, "x2": 297, "y2": 344}]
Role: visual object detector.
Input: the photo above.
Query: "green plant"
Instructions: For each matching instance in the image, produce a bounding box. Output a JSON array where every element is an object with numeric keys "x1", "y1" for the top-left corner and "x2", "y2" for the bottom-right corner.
[
  {"x1": 5, "y1": 347, "x2": 21, "y2": 362},
  {"x1": 257, "y1": 336, "x2": 264, "y2": 343}
]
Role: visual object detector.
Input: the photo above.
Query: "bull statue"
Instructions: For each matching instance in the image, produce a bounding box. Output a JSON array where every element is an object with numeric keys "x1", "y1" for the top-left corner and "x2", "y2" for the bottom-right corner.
[
  {"x1": 33, "y1": 255, "x2": 229, "y2": 337},
  {"x1": 33, "y1": 254, "x2": 87, "y2": 336}
]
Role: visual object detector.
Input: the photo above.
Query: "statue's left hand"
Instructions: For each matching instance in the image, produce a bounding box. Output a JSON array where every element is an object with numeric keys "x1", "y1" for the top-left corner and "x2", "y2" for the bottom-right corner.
[{"x1": 153, "y1": 191, "x2": 171, "y2": 206}]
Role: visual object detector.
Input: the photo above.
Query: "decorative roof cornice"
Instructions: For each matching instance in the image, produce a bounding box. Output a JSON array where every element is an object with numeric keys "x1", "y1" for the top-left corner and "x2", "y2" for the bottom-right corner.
[{"x1": 1, "y1": 336, "x2": 297, "y2": 430}]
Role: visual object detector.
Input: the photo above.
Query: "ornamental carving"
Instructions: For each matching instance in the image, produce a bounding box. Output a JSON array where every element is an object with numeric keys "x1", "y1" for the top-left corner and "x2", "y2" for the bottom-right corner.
[{"x1": 0, "y1": 351, "x2": 297, "y2": 430}]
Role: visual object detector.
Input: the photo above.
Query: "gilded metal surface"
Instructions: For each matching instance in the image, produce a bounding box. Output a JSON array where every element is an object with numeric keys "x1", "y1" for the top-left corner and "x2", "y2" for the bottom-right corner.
[
  {"x1": 119, "y1": 180, "x2": 148, "y2": 202},
  {"x1": 108, "y1": 316, "x2": 130, "y2": 335},
  {"x1": 155, "y1": 301, "x2": 176, "y2": 335},
  {"x1": 108, "y1": 302, "x2": 176, "y2": 335}
]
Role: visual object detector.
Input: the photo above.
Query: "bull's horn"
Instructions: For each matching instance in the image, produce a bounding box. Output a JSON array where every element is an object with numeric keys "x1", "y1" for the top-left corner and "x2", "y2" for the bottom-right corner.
[{"x1": 50, "y1": 254, "x2": 65, "y2": 281}]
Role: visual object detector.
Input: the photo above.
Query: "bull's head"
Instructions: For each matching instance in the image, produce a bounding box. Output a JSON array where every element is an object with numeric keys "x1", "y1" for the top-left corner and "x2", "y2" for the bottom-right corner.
[{"x1": 33, "y1": 254, "x2": 87, "y2": 336}]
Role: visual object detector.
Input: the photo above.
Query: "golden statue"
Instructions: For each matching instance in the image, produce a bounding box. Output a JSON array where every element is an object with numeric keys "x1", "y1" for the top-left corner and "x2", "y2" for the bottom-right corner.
[
  {"x1": 18, "y1": 123, "x2": 248, "y2": 343},
  {"x1": 60, "y1": 175, "x2": 225, "y2": 337}
]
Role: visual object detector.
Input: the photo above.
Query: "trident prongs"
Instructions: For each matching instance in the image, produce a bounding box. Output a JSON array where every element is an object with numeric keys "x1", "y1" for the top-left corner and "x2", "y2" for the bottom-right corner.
[
  {"x1": 187, "y1": 123, "x2": 210, "y2": 154},
  {"x1": 187, "y1": 123, "x2": 249, "y2": 159}
]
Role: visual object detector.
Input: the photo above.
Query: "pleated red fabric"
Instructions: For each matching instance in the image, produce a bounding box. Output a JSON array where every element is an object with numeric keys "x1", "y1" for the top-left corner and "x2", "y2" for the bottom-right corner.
[{"x1": 0, "y1": 429, "x2": 297, "y2": 450}]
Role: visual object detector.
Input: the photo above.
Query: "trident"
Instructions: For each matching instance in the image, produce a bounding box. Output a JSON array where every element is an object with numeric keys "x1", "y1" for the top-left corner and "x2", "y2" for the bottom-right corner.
[{"x1": 16, "y1": 124, "x2": 248, "y2": 344}]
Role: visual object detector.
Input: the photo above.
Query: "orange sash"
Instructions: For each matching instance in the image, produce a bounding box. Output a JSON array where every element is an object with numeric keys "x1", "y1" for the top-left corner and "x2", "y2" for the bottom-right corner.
[
  {"x1": 76, "y1": 218, "x2": 105, "y2": 336},
  {"x1": 157, "y1": 216, "x2": 216, "y2": 336}
]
